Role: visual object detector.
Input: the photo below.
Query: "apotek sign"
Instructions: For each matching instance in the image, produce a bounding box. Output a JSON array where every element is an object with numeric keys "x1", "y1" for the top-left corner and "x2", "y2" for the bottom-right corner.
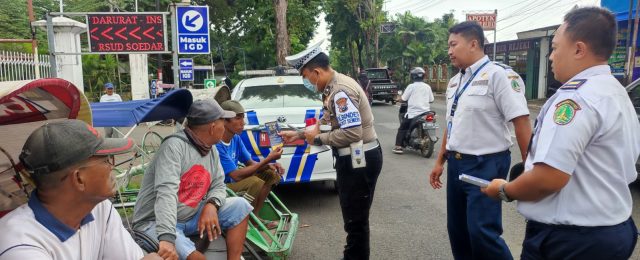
[
  {"x1": 466, "y1": 13, "x2": 496, "y2": 31},
  {"x1": 87, "y1": 13, "x2": 168, "y2": 53}
]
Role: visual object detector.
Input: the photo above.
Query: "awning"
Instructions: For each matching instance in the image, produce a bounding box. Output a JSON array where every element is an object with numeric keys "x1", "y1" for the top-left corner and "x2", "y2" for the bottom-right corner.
[
  {"x1": 0, "y1": 78, "x2": 92, "y2": 126},
  {"x1": 602, "y1": 0, "x2": 638, "y2": 21},
  {"x1": 91, "y1": 89, "x2": 193, "y2": 127}
]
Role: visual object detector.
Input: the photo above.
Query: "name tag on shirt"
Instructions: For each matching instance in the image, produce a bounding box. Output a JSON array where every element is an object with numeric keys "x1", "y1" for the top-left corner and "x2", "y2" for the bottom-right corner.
[{"x1": 471, "y1": 80, "x2": 489, "y2": 86}]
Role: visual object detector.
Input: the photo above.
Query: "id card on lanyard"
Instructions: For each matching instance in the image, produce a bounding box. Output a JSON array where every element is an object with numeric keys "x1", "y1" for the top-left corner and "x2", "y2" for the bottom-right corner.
[{"x1": 447, "y1": 60, "x2": 490, "y2": 141}]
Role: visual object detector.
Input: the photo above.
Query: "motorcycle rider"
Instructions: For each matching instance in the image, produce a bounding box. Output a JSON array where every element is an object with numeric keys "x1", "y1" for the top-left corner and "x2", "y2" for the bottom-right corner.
[{"x1": 393, "y1": 67, "x2": 435, "y2": 154}]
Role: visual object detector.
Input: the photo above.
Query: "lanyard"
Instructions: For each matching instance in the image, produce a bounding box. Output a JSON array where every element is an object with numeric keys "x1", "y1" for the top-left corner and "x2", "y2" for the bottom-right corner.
[
  {"x1": 447, "y1": 60, "x2": 490, "y2": 141},
  {"x1": 450, "y1": 60, "x2": 490, "y2": 117}
]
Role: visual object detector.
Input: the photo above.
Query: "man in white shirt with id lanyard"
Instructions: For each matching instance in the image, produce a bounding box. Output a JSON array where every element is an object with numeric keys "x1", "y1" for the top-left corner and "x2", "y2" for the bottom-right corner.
[{"x1": 429, "y1": 21, "x2": 531, "y2": 260}]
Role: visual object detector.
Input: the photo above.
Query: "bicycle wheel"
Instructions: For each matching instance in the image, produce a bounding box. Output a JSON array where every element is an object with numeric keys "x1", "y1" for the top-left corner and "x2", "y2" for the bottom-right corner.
[{"x1": 141, "y1": 131, "x2": 163, "y2": 163}]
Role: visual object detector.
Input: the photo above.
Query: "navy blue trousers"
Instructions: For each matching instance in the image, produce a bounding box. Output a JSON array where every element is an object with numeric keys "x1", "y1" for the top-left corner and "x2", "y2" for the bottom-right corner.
[
  {"x1": 521, "y1": 218, "x2": 637, "y2": 260},
  {"x1": 446, "y1": 150, "x2": 513, "y2": 260}
]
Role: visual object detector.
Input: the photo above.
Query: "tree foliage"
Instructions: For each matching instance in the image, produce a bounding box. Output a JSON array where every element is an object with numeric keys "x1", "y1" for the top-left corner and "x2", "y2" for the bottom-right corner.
[{"x1": 205, "y1": 0, "x2": 321, "y2": 77}]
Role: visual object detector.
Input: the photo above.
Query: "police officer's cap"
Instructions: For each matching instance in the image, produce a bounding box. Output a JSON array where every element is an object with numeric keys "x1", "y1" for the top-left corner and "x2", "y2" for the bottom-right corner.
[{"x1": 285, "y1": 39, "x2": 325, "y2": 71}]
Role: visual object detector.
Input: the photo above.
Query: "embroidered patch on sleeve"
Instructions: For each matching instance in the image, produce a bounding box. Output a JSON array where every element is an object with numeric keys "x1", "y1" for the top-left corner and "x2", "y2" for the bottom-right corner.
[
  {"x1": 559, "y1": 79, "x2": 586, "y2": 90},
  {"x1": 511, "y1": 79, "x2": 521, "y2": 92},
  {"x1": 334, "y1": 91, "x2": 362, "y2": 129},
  {"x1": 553, "y1": 99, "x2": 581, "y2": 125}
]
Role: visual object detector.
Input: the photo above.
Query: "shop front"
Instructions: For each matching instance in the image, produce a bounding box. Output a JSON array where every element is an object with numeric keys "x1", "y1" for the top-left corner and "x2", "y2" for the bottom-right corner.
[{"x1": 485, "y1": 39, "x2": 541, "y2": 100}]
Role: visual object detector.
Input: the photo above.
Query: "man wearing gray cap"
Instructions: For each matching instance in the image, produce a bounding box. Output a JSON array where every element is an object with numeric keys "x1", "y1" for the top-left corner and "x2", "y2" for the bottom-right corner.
[
  {"x1": 280, "y1": 40, "x2": 383, "y2": 260},
  {"x1": 132, "y1": 100, "x2": 253, "y2": 260},
  {"x1": 0, "y1": 119, "x2": 160, "y2": 259}
]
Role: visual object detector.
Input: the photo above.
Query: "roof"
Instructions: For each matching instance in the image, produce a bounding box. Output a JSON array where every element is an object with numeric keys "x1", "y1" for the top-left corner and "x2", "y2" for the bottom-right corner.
[
  {"x1": 516, "y1": 25, "x2": 559, "y2": 40},
  {"x1": 237, "y1": 75, "x2": 303, "y2": 87},
  {"x1": 90, "y1": 89, "x2": 193, "y2": 127}
]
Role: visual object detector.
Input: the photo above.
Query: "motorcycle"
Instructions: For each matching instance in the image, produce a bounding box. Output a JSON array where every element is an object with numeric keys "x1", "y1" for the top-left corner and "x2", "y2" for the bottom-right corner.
[{"x1": 397, "y1": 98, "x2": 439, "y2": 158}]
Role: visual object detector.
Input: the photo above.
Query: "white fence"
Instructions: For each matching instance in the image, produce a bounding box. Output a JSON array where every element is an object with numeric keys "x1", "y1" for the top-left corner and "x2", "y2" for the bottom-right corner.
[{"x1": 0, "y1": 51, "x2": 51, "y2": 81}]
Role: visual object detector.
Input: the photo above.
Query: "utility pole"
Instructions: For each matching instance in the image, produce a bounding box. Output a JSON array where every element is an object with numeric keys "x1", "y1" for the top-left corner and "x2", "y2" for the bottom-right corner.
[
  {"x1": 27, "y1": 0, "x2": 40, "y2": 78},
  {"x1": 156, "y1": 0, "x2": 162, "y2": 83},
  {"x1": 170, "y1": 3, "x2": 179, "y2": 87},
  {"x1": 625, "y1": 0, "x2": 634, "y2": 84}
]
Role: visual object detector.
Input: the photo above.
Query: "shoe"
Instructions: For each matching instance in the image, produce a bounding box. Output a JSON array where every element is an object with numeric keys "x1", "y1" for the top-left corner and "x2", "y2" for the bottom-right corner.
[
  {"x1": 392, "y1": 147, "x2": 404, "y2": 154},
  {"x1": 260, "y1": 218, "x2": 279, "y2": 229}
]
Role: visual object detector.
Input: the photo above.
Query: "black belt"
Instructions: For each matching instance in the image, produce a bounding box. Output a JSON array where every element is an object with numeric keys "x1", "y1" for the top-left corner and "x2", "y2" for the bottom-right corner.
[
  {"x1": 527, "y1": 218, "x2": 633, "y2": 231},
  {"x1": 447, "y1": 150, "x2": 509, "y2": 160}
]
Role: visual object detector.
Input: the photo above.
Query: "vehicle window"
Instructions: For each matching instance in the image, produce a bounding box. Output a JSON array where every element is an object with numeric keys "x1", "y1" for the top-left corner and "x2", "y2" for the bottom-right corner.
[
  {"x1": 238, "y1": 84, "x2": 322, "y2": 109},
  {"x1": 366, "y1": 70, "x2": 388, "y2": 79},
  {"x1": 629, "y1": 83, "x2": 640, "y2": 112}
]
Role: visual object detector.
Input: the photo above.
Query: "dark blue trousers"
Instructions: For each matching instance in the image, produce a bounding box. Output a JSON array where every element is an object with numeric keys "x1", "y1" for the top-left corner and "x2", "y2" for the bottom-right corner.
[
  {"x1": 446, "y1": 150, "x2": 513, "y2": 260},
  {"x1": 521, "y1": 218, "x2": 638, "y2": 260}
]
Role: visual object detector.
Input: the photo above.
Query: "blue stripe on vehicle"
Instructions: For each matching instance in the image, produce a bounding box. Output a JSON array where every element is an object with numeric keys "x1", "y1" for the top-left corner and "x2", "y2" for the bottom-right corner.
[
  {"x1": 305, "y1": 109, "x2": 315, "y2": 120},
  {"x1": 247, "y1": 111, "x2": 259, "y2": 125},
  {"x1": 285, "y1": 145, "x2": 307, "y2": 182},
  {"x1": 240, "y1": 131, "x2": 260, "y2": 160},
  {"x1": 300, "y1": 153, "x2": 317, "y2": 182}
]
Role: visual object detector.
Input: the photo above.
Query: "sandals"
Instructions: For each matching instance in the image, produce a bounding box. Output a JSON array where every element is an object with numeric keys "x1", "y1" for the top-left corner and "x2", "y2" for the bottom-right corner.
[{"x1": 260, "y1": 218, "x2": 279, "y2": 229}]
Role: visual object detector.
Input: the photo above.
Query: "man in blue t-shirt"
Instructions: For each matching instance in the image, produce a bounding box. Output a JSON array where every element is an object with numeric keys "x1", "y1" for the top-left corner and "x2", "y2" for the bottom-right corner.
[{"x1": 216, "y1": 100, "x2": 284, "y2": 228}]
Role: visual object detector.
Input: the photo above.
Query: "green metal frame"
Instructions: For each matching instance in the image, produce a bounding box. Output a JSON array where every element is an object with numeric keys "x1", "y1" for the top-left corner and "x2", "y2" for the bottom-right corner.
[{"x1": 226, "y1": 189, "x2": 298, "y2": 260}]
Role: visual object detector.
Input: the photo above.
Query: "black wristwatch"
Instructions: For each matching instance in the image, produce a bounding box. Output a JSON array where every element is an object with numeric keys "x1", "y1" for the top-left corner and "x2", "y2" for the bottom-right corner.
[
  {"x1": 498, "y1": 183, "x2": 513, "y2": 202},
  {"x1": 313, "y1": 135, "x2": 323, "y2": 146},
  {"x1": 207, "y1": 197, "x2": 222, "y2": 210}
]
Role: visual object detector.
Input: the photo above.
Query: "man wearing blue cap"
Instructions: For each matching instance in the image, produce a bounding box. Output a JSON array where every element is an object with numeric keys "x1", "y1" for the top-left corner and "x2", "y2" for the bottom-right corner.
[{"x1": 100, "y1": 82, "x2": 123, "y2": 137}]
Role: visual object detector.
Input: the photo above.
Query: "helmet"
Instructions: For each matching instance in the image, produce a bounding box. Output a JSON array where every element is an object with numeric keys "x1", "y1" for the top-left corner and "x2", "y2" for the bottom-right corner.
[{"x1": 410, "y1": 67, "x2": 425, "y2": 81}]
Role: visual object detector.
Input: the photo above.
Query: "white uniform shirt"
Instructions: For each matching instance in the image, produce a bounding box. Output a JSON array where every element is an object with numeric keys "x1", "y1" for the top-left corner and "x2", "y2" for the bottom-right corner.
[
  {"x1": 402, "y1": 81, "x2": 434, "y2": 119},
  {"x1": 494, "y1": 62, "x2": 526, "y2": 97},
  {"x1": 518, "y1": 65, "x2": 640, "y2": 226},
  {"x1": 0, "y1": 195, "x2": 144, "y2": 259},
  {"x1": 100, "y1": 93, "x2": 122, "y2": 102},
  {"x1": 445, "y1": 55, "x2": 529, "y2": 155}
]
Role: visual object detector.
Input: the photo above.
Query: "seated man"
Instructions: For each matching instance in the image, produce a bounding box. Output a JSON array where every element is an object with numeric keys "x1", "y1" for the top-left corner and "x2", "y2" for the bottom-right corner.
[
  {"x1": 216, "y1": 100, "x2": 284, "y2": 229},
  {"x1": 132, "y1": 100, "x2": 253, "y2": 260},
  {"x1": 0, "y1": 120, "x2": 159, "y2": 260}
]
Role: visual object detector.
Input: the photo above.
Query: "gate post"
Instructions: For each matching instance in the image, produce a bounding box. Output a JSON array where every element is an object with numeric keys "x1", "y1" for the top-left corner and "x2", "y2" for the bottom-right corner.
[{"x1": 33, "y1": 16, "x2": 86, "y2": 93}]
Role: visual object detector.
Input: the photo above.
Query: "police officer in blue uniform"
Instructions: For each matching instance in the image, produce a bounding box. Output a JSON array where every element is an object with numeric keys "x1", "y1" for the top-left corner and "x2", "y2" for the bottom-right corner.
[
  {"x1": 482, "y1": 7, "x2": 640, "y2": 259},
  {"x1": 429, "y1": 21, "x2": 532, "y2": 260}
]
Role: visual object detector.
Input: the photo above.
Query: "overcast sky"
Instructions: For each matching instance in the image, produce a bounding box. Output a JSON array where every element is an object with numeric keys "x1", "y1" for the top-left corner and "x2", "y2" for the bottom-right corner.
[{"x1": 311, "y1": 0, "x2": 601, "y2": 49}]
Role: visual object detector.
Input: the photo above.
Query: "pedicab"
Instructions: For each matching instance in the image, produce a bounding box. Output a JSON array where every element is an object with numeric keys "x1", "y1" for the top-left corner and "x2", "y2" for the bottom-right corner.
[
  {"x1": 90, "y1": 87, "x2": 298, "y2": 260},
  {"x1": 0, "y1": 78, "x2": 93, "y2": 216}
]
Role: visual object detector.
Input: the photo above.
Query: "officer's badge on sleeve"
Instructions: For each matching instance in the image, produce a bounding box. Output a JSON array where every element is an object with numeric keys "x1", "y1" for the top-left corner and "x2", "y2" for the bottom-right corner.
[
  {"x1": 553, "y1": 99, "x2": 581, "y2": 125},
  {"x1": 334, "y1": 91, "x2": 361, "y2": 129},
  {"x1": 511, "y1": 80, "x2": 521, "y2": 92}
]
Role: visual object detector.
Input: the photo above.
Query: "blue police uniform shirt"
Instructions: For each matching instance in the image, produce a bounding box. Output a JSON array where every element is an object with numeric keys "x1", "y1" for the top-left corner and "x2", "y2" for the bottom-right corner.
[
  {"x1": 445, "y1": 55, "x2": 530, "y2": 155},
  {"x1": 215, "y1": 135, "x2": 252, "y2": 183},
  {"x1": 518, "y1": 65, "x2": 640, "y2": 226}
]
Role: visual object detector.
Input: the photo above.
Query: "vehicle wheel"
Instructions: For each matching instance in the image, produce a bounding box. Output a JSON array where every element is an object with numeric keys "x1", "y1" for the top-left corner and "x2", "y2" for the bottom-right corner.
[
  {"x1": 141, "y1": 131, "x2": 164, "y2": 163},
  {"x1": 391, "y1": 100, "x2": 396, "y2": 105},
  {"x1": 420, "y1": 129, "x2": 435, "y2": 158}
]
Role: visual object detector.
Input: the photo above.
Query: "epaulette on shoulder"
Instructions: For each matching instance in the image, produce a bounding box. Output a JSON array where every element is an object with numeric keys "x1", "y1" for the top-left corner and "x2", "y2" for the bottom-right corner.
[
  {"x1": 493, "y1": 62, "x2": 511, "y2": 70},
  {"x1": 559, "y1": 79, "x2": 587, "y2": 90}
]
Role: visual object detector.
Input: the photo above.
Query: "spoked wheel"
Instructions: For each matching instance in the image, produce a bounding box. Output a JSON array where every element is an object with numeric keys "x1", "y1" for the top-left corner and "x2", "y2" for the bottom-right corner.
[
  {"x1": 141, "y1": 131, "x2": 163, "y2": 162},
  {"x1": 420, "y1": 128, "x2": 435, "y2": 158}
]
